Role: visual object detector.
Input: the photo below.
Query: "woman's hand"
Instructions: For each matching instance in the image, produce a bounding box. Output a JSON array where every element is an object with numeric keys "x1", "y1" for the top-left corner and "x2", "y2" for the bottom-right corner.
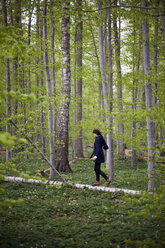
[{"x1": 91, "y1": 156, "x2": 97, "y2": 161}]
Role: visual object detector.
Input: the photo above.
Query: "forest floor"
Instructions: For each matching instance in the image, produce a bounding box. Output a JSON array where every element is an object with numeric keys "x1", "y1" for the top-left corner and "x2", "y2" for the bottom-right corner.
[{"x1": 0, "y1": 153, "x2": 165, "y2": 248}]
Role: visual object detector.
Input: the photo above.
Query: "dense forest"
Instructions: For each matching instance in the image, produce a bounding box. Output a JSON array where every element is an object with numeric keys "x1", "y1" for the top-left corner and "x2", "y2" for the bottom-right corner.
[
  {"x1": 0, "y1": 1, "x2": 165, "y2": 247},
  {"x1": 0, "y1": 0, "x2": 165, "y2": 192}
]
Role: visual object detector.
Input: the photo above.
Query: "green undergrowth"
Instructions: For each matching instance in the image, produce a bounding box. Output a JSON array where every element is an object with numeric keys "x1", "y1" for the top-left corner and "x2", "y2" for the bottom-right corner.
[{"x1": 0, "y1": 153, "x2": 165, "y2": 247}]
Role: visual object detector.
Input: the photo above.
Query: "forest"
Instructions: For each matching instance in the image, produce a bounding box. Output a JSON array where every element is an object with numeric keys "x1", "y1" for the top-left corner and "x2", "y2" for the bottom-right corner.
[{"x1": 0, "y1": 0, "x2": 165, "y2": 247}]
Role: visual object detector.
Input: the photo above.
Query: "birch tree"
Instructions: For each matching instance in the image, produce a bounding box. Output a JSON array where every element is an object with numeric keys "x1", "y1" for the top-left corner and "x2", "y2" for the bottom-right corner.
[
  {"x1": 142, "y1": 0, "x2": 155, "y2": 192},
  {"x1": 54, "y1": 1, "x2": 72, "y2": 173}
]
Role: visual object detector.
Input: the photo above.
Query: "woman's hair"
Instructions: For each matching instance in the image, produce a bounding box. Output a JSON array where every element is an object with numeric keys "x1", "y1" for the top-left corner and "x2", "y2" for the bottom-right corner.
[{"x1": 93, "y1": 129, "x2": 102, "y2": 135}]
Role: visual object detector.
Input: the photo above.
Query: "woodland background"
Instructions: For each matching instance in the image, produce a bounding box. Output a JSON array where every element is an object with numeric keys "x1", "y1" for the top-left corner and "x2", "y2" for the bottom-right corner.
[
  {"x1": 0, "y1": 0, "x2": 165, "y2": 190},
  {"x1": 0, "y1": 1, "x2": 165, "y2": 247}
]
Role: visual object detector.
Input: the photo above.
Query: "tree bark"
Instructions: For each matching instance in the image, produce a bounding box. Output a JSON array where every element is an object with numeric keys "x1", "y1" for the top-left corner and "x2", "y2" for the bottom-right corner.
[
  {"x1": 113, "y1": 0, "x2": 124, "y2": 156},
  {"x1": 74, "y1": 0, "x2": 84, "y2": 158},
  {"x1": 153, "y1": 0, "x2": 159, "y2": 106},
  {"x1": 161, "y1": 0, "x2": 165, "y2": 50},
  {"x1": 107, "y1": 0, "x2": 114, "y2": 181},
  {"x1": 142, "y1": 0, "x2": 155, "y2": 192},
  {"x1": 132, "y1": 25, "x2": 143, "y2": 165},
  {"x1": 54, "y1": 1, "x2": 72, "y2": 173},
  {"x1": 43, "y1": 0, "x2": 54, "y2": 178},
  {"x1": 3, "y1": 0, "x2": 11, "y2": 160},
  {"x1": 39, "y1": 12, "x2": 46, "y2": 155},
  {"x1": 50, "y1": 0, "x2": 56, "y2": 140},
  {"x1": 97, "y1": 0, "x2": 112, "y2": 179}
]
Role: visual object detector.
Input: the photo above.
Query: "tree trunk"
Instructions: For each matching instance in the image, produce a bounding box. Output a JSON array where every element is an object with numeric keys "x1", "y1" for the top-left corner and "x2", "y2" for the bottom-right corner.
[
  {"x1": 131, "y1": 21, "x2": 137, "y2": 167},
  {"x1": 142, "y1": 0, "x2": 155, "y2": 192},
  {"x1": 97, "y1": 0, "x2": 112, "y2": 179},
  {"x1": 3, "y1": 0, "x2": 11, "y2": 160},
  {"x1": 153, "y1": 0, "x2": 159, "y2": 106},
  {"x1": 43, "y1": 0, "x2": 54, "y2": 178},
  {"x1": 74, "y1": 0, "x2": 84, "y2": 158},
  {"x1": 50, "y1": 1, "x2": 56, "y2": 140},
  {"x1": 40, "y1": 13, "x2": 46, "y2": 155},
  {"x1": 54, "y1": 2, "x2": 72, "y2": 173},
  {"x1": 161, "y1": 0, "x2": 165, "y2": 50},
  {"x1": 113, "y1": 0, "x2": 124, "y2": 156},
  {"x1": 73, "y1": 22, "x2": 77, "y2": 159},
  {"x1": 107, "y1": 1, "x2": 114, "y2": 181}
]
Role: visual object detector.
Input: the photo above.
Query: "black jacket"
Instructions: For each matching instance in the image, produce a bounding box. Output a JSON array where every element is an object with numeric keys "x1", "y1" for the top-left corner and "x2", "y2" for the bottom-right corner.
[{"x1": 92, "y1": 135, "x2": 109, "y2": 163}]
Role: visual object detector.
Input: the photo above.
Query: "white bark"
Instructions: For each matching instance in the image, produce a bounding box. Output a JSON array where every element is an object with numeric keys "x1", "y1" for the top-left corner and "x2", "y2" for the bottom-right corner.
[
  {"x1": 4, "y1": 176, "x2": 141, "y2": 195},
  {"x1": 54, "y1": 2, "x2": 72, "y2": 173}
]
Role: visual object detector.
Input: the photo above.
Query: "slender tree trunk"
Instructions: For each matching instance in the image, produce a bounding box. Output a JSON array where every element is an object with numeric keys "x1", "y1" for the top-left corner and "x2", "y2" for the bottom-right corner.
[
  {"x1": 50, "y1": 1, "x2": 56, "y2": 140},
  {"x1": 28, "y1": 0, "x2": 31, "y2": 94},
  {"x1": 113, "y1": 0, "x2": 124, "y2": 156},
  {"x1": 74, "y1": 0, "x2": 84, "y2": 158},
  {"x1": 40, "y1": 14, "x2": 46, "y2": 155},
  {"x1": 35, "y1": 1, "x2": 40, "y2": 143},
  {"x1": 142, "y1": 0, "x2": 155, "y2": 192},
  {"x1": 74, "y1": 22, "x2": 77, "y2": 158},
  {"x1": 43, "y1": 0, "x2": 54, "y2": 178},
  {"x1": 132, "y1": 26, "x2": 142, "y2": 166},
  {"x1": 161, "y1": 0, "x2": 165, "y2": 50},
  {"x1": 153, "y1": 0, "x2": 159, "y2": 106},
  {"x1": 131, "y1": 21, "x2": 137, "y2": 167},
  {"x1": 97, "y1": 0, "x2": 112, "y2": 179},
  {"x1": 3, "y1": 0, "x2": 11, "y2": 160},
  {"x1": 54, "y1": 2, "x2": 72, "y2": 173},
  {"x1": 107, "y1": 1, "x2": 114, "y2": 181}
]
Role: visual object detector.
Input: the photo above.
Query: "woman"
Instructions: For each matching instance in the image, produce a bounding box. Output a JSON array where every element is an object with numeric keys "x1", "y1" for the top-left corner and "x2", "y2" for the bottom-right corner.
[{"x1": 91, "y1": 129, "x2": 111, "y2": 187}]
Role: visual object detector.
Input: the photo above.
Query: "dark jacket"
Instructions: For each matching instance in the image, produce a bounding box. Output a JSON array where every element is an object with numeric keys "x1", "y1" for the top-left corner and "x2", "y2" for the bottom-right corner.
[{"x1": 92, "y1": 135, "x2": 109, "y2": 163}]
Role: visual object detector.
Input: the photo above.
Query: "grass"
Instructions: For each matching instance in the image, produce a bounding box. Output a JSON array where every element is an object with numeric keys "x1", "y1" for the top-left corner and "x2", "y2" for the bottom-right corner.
[{"x1": 0, "y1": 152, "x2": 165, "y2": 248}]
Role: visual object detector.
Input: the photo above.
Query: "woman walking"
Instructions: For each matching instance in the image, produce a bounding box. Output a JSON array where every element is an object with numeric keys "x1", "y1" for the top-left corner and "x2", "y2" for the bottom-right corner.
[{"x1": 91, "y1": 129, "x2": 111, "y2": 187}]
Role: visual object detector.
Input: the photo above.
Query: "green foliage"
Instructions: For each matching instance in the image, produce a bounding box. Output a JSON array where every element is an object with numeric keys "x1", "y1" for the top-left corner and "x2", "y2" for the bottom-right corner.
[{"x1": 0, "y1": 158, "x2": 165, "y2": 247}]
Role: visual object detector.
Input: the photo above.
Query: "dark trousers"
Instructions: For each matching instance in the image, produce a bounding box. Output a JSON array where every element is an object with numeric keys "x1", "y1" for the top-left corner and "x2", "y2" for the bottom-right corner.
[{"x1": 94, "y1": 162, "x2": 108, "y2": 182}]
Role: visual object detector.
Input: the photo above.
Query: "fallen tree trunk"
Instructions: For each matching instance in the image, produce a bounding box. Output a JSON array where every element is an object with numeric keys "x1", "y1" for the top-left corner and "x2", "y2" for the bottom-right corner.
[{"x1": 3, "y1": 176, "x2": 142, "y2": 195}]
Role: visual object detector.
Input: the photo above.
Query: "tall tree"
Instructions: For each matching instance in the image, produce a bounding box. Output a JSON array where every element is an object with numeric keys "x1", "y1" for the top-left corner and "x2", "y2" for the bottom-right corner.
[
  {"x1": 142, "y1": 0, "x2": 155, "y2": 192},
  {"x1": 54, "y1": 1, "x2": 72, "y2": 173},
  {"x1": 107, "y1": 0, "x2": 114, "y2": 181},
  {"x1": 43, "y1": 0, "x2": 54, "y2": 178},
  {"x1": 131, "y1": 25, "x2": 142, "y2": 166},
  {"x1": 113, "y1": 0, "x2": 124, "y2": 156},
  {"x1": 3, "y1": 0, "x2": 11, "y2": 160},
  {"x1": 50, "y1": 0, "x2": 56, "y2": 139},
  {"x1": 97, "y1": 0, "x2": 112, "y2": 178},
  {"x1": 74, "y1": 0, "x2": 84, "y2": 158},
  {"x1": 162, "y1": 0, "x2": 165, "y2": 49},
  {"x1": 39, "y1": 9, "x2": 46, "y2": 155}
]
